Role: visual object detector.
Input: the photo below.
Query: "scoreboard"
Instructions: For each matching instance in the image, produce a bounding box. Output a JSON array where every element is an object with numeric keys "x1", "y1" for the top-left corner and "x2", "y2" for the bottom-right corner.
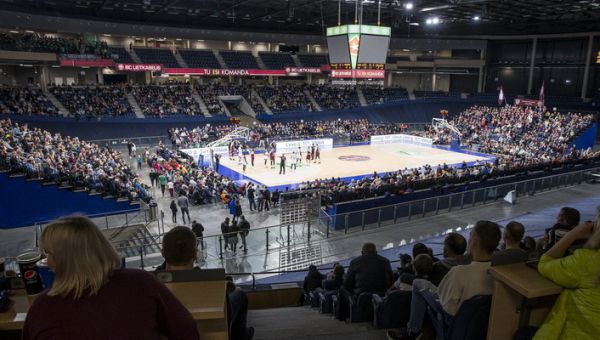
[{"x1": 326, "y1": 25, "x2": 391, "y2": 79}]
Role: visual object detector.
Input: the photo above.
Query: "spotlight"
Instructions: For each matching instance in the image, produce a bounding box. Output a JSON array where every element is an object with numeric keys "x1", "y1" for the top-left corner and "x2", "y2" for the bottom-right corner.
[
  {"x1": 405, "y1": 2, "x2": 413, "y2": 10},
  {"x1": 473, "y1": 16, "x2": 480, "y2": 20},
  {"x1": 432, "y1": 17, "x2": 439, "y2": 24},
  {"x1": 426, "y1": 19, "x2": 432, "y2": 25}
]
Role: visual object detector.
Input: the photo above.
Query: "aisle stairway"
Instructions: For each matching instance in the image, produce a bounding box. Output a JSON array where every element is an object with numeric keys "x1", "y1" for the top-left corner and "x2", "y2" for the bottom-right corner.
[
  {"x1": 247, "y1": 307, "x2": 388, "y2": 340},
  {"x1": 304, "y1": 90, "x2": 323, "y2": 111},
  {"x1": 45, "y1": 92, "x2": 70, "y2": 116},
  {"x1": 215, "y1": 51, "x2": 228, "y2": 69},
  {"x1": 128, "y1": 49, "x2": 142, "y2": 64},
  {"x1": 126, "y1": 93, "x2": 146, "y2": 118},
  {"x1": 174, "y1": 52, "x2": 189, "y2": 68},
  {"x1": 291, "y1": 54, "x2": 303, "y2": 68},
  {"x1": 191, "y1": 84, "x2": 211, "y2": 117},
  {"x1": 252, "y1": 89, "x2": 273, "y2": 115},
  {"x1": 356, "y1": 87, "x2": 368, "y2": 107}
]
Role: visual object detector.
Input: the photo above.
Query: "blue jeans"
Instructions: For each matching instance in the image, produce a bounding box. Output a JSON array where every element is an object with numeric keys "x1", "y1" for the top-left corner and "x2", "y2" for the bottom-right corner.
[{"x1": 407, "y1": 279, "x2": 447, "y2": 333}]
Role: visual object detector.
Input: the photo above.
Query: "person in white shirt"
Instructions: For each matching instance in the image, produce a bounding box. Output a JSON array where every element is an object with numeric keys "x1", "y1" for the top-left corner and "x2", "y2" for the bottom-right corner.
[{"x1": 387, "y1": 220, "x2": 501, "y2": 340}]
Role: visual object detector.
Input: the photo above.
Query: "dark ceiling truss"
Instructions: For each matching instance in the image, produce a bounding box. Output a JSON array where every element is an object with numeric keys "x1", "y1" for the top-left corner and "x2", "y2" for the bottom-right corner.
[{"x1": 1, "y1": 0, "x2": 600, "y2": 36}]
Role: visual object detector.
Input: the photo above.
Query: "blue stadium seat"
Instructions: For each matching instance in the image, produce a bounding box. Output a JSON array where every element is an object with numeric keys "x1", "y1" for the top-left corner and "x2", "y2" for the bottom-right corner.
[{"x1": 372, "y1": 290, "x2": 412, "y2": 329}]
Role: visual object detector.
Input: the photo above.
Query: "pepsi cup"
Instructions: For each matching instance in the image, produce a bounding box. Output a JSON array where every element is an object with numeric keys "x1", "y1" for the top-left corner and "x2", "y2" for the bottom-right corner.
[
  {"x1": 37, "y1": 258, "x2": 55, "y2": 289},
  {"x1": 17, "y1": 252, "x2": 43, "y2": 295}
]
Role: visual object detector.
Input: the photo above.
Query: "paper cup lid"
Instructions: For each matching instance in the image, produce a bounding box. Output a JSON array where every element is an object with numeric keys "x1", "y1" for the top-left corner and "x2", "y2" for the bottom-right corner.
[{"x1": 17, "y1": 252, "x2": 42, "y2": 264}]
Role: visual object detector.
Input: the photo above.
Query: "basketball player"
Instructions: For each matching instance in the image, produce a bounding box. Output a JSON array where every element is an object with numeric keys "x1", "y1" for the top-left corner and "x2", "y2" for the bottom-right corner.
[
  {"x1": 315, "y1": 145, "x2": 321, "y2": 164},
  {"x1": 306, "y1": 149, "x2": 311, "y2": 166},
  {"x1": 290, "y1": 152, "x2": 297, "y2": 172},
  {"x1": 238, "y1": 146, "x2": 243, "y2": 165},
  {"x1": 250, "y1": 149, "x2": 255, "y2": 170},
  {"x1": 269, "y1": 149, "x2": 276, "y2": 169},
  {"x1": 263, "y1": 149, "x2": 269, "y2": 168},
  {"x1": 297, "y1": 146, "x2": 303, "y2": 164}
]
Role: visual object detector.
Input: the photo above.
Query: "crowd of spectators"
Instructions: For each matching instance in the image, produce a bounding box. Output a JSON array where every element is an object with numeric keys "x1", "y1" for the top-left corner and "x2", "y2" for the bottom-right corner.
[
  {"x1": 168, "y1": 120, "x2": 405, "y2": 148},
  {"x1": 131, "y1": 85, "x2": 201, "y2": 117},
  {"x1": 0, "y1": 118, "x2": 154, "y2": 203},
  {"x1": 425, "y1": 105, "x2": 596, "y2": 164},
  {"x1": 50, "y1": 85, "x2": 134, "y2": 119},
  {"x1": 255, "y1": 84, "x2": 313, "y2": 113},
  {"x1": 0, "y1": 32, "x2": 109, "y2": 57},
  {"x1": 0, "y1": 86, "x2": 60, "y2": 116},
  {"x1": 361, "y1": 86, "x2": 410, "y2": 105},
  {"x1": 307, "y1": 84, "x2": 360, "y2": 110},
  {"x1": 194, "y1": 83, "x2": 229, "y2": 116}
]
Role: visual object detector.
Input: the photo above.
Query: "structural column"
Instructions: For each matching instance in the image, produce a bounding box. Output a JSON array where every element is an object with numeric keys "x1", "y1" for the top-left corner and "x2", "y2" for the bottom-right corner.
[
  {"x1": 527, "y1": 37, "x2": 537, "y2": 94},
  {"x1": 581, "y1": 34, "x2": 594, "y2": 99}
]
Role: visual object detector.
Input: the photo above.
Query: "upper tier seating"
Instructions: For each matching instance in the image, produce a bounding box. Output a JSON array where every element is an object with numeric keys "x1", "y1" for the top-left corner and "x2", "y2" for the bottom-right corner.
[
  {"x1": 50, "y1": 85, "x2": 135, "y2": 119},
  {"x1": 362, "y1": 87, "x2": 410, "y2": 104},
  {"x1": 220, "y1": 51, "x2": 259, "y2": 69},
  {"x1": 0, "y1": 86, "x2": 58, "y2": 116},
  {"x1": 307, "y1": 85, "x2": 360, "y2": 110},
  {"x1": 108, "y1": 46, "x2": 135, "y2": 64},
  {"x1": 131, "y1": 85, "x2": 201, "y2": 118},
  {"x1": 255, "y1": 84, "x2": 313, "y2": 113},
  {"x1": 258, "y1": 52, "x2": 295, "y2": 70},
  {"x1": 297, "y1": 54, "x2": 329, "y2": 67},
  {"x1": 386, "y1": 56, "x2": 411, "y2": 63},
  {"x1": 134, "y1": 48, "x2": 180, "y2": 68},
  {"x1": 179, "y1": 50, "x2": 221, "y2": 69},
  {"x1": 414, "y1": 91, "x2": 461, "y2": 99}
]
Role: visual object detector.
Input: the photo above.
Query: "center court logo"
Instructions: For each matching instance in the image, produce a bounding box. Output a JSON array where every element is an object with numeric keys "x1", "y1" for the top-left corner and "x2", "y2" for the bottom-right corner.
[{"x1": 338, "y1": 155, "x2": 371, "y2": 162}]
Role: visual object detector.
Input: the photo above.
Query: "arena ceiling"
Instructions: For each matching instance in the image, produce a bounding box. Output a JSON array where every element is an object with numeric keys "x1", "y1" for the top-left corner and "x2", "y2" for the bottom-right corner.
[{"x1": 1, "y1": 0, "x2": 600, "y2": 37}]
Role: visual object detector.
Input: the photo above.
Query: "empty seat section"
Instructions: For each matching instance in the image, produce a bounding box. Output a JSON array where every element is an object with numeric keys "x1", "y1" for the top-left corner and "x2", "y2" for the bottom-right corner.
[
  {"x1": 108, "y1": 46, "x2": 135, "y2": 64},
  {"x1": 179, "y1": 50, "x2": 221, "y2": 69},
  {"x1": 220, "y1": 51, "x2": 259, "y2": 69},
  {"x1": 258, "y1": 52, "x2": 295, "y2": 70},
  {"x1": 362, "y1": 87, "x2": 410, "y2": 105},
  {"x1": 134, "y1": 48, "x2": 180, "y2": 68},
  {"x1": 297, "y1": 54, "x2": 329, "y2": 67}
]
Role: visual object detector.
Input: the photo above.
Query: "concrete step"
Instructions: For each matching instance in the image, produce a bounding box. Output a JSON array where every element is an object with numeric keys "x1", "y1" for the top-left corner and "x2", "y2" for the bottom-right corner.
[
  {"x1": 128, "y1": 49, "x2": 142, "y2": 64},
  {"x1": 304, "y1": 90, "x2": 323, "y2": 111},
  {"x1": 247, "y1": 307, "x2": 383, "y2": 340},
  {"x1": 356, "y1": 86, "x2": 368, "y2": 107},
  {"x1": 215, "y1": 51, "x2": 228, "y2": 69},
  {"x1": 255, "y1": 55, "x2": 266, "y2": 70},
  {"x1": 291, "y1": 54, "x2": 303, "y2": 68},
  {"x1": 126, "y1": 93, "x2": 145, "y2": 118},
  {"x1": 191, "y1": 83, "x2": 211, "y2": 117},
  {"x1": 252, "y1": 89, "x2": 273, "y2": 115},
  {"x1": 175, "y1": 53, "x2": 189, "y2": 68},
  {"x1": 45, "y1": 92, "x2": 71, "y2": 117}
]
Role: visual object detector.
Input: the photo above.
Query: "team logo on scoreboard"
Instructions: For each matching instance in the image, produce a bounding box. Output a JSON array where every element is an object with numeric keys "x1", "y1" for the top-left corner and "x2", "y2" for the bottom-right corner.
[{"x1": 338, "y1": 155, "x2": 371, "y2": 162}]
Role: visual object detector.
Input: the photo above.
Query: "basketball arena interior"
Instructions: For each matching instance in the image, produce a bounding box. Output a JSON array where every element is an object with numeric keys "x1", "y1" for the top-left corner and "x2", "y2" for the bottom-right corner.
[{"x1": 1, "y1": 1, "x2": 600, "y2": 339}]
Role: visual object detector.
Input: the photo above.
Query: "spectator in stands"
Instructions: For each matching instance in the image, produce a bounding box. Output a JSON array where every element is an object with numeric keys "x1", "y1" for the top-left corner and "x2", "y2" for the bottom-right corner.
[
  {"x1": 500, "y1": 221, "x2": 526, "y2": 253},
  {"x1": 160, "y1": 226, "x2": 255, "y2": 340},
  {"x1": 533, "y1": 205, "x2": 600, "y2": 340},
  {"x1": 389, "y1": 254, "x2": 433, "y2": 293},
  {"x1": 538, "y1": 207, "x2": 581, "y2": 249},
  {"x1": 23, "y1": 215, "x2": 198, "y2": 340},
  {"x1": 387, "y1": 221, "x2": 501, "y2": 340},
  {"x1": 344, "y1": 242, "x2": 393, "y2": 296},
  {"x1": 401, "y1": 233, "x2": 470, "y2": 288},
  {"x1": 303, "y1": 265, "x2": 325, "y2": 294}
]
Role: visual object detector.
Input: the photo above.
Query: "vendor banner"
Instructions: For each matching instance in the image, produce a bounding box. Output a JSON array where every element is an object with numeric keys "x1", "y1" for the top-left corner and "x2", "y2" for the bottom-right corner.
[
  {"x1": 371, "y1": 134, "x2": 432, "y2": 146},
  {"x1": 513, "y1": 98, "x2": 543, "y2": 107},
  {"x1": 181, "y1": 146, "x2": 229, "y2": 164},
  {"x1": 275, "y1": 138, "x2": 333, "y2": 154},
  {"x1": 59, "y1": 59, "x2": 115, "y2": 67},
  {"x1": 116, "y1": 64, "x2": 164, "y2": 72},
  {"x1": 164, "y1": 68, "x2": 287, "y2": 76},
  {"x1": 331, "y1": 69, "x2": 385, "y2": 78},
  {"x1": 285, "y1": 67, "x2": 322, "y2": 74}
]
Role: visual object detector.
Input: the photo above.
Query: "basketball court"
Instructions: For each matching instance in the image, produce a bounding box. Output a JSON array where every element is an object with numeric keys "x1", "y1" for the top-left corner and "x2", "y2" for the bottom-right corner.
[{"x1": 218, "y1": 142, "x2": 493, "y2": 190}]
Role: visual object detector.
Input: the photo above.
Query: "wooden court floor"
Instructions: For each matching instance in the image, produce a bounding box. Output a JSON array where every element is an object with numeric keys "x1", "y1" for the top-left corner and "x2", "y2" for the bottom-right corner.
[{"x1": 219, "y1": 143, "x2": 491, "y2": 187}]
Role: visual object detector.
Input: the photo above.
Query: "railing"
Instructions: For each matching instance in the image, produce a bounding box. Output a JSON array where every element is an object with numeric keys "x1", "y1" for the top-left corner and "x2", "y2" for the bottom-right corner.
[{"x1": 112, "y1": 166, "x2": 598, "y2": 273}]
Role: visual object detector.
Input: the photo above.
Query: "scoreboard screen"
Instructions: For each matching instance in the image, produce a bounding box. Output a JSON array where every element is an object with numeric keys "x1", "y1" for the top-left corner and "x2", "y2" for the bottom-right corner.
[
  {"x1": 331, "y1": 63, "x2": 352, "y2": 70},
  {"x1": 356, "y1": 63, "x2": 384, "y2": 70}
]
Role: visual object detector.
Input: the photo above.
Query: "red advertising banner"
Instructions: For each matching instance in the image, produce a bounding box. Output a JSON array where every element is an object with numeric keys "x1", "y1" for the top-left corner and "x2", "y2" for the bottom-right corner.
[
  {"x1": 285, "y1": 67, "x2": 322, "y2": 74},
  {"x1": 116, "y1": 64, "x2": 164, "y2": 72},
  {"x1": 514, "y1": 98, "x2": 543, "y2": 107},
  {"x1": 331, "y1": 69, "x2": 385, "y2": 78},
  {"x1": 164, "y1": 68, "x2": 286, "y2": 76},
  {"x1": 59, "y1": 59, "x2": 115, "y2": 67}
]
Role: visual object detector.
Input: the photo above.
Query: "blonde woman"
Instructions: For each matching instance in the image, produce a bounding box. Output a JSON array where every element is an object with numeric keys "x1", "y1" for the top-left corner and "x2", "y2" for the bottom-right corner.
[
  {"x1": 22, "y1": 215, "x2": 199, "y2": 340},
  {"x1": 534, "y1": 205, "x2": 600, "y2": 340}
]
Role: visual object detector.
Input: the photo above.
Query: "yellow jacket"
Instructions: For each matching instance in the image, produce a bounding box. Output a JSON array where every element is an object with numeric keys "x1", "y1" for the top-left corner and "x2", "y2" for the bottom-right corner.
[{"x1": 534, "y1": 249, "x2": 600, "y2": 340}]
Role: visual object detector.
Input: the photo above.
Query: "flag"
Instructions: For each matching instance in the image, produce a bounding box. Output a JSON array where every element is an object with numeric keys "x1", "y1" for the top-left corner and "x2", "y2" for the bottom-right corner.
[
  {"x1": 498, "y1": 87, "x2": 504, "y2": 106},
  {"x1": 539, "y1": 81, "x2": 545, "y2": 107}
]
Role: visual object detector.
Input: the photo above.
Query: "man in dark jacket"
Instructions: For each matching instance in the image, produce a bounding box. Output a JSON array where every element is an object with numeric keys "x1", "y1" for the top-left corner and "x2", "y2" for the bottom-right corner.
[
  {"x1": 344, "y1": 242, "x2": 393, "y2": 295},
  {"x1": 303, "y1": 265, "x2": 324, "y2": 293},
  {"x1": 221, "y1": 217, "x2": 230, "y2": 251},
  {"x1": 191, "y1": 220, "x2": 205, "y2": 250},
  {"x1": 238, "y1": 215, "x2": 251, "y2": 252}
]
